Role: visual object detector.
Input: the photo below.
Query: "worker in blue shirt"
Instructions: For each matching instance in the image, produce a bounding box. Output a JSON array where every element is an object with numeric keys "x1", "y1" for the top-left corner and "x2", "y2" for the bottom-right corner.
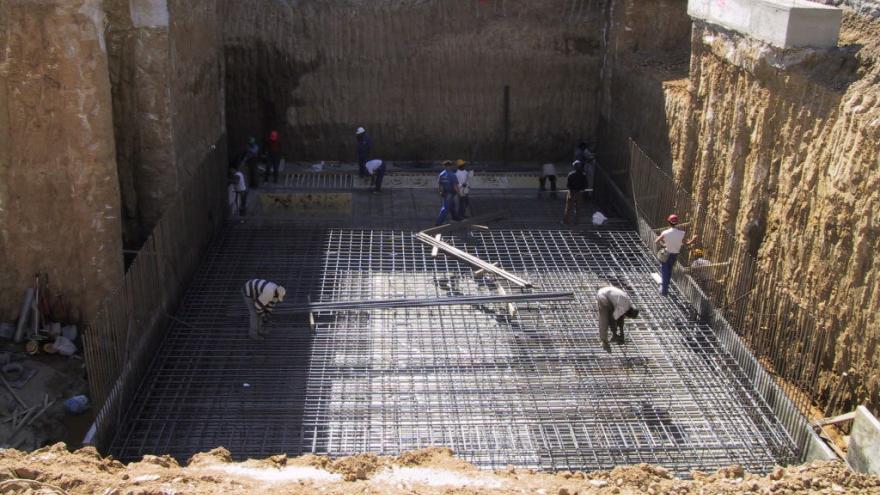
[{"x1": 435, "y1": 160, "x2": 460, "y2": 225}]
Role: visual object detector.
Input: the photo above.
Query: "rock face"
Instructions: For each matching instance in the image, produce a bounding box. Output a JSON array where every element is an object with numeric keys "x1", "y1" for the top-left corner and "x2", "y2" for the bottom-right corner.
[
  {"x1": 0, "y1": 0, "x2": 124, "y2": 322},
  {"x1": 602, "y1": 1, "x2": 880, "y2": 414},
  {"x1": 220, "y1": 0, "x2": 604, "y2": 162},
  {"x1": 105, "y1": 0, "x2": 225, "y2": 248}
]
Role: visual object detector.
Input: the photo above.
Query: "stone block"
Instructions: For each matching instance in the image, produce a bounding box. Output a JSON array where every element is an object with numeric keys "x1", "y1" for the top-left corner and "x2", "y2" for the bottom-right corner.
[{"x1": 688, "y1": 0, "x2": 842, "y2": 48}]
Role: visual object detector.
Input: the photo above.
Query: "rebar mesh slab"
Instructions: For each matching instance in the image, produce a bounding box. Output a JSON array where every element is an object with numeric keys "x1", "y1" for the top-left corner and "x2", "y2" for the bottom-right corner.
[{"x1": 110, "y1": 219, "x2": 797, "y2": 475}]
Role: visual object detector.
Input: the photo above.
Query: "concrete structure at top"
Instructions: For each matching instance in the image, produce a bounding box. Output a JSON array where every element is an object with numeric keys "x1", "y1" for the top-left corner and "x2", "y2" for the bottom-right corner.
[
  {"x1": 687, "y1": 0, "x2": 843, "y2": 48},
  {"x1": 848, "y1": 406, "x2": 880, "y2": 475}
]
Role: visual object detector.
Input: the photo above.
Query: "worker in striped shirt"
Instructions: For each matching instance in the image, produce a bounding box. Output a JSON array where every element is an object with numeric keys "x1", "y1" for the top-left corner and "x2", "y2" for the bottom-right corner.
[
  {"x1": 242, "y1": 279, "x2": 286, "y2": 339},
  {"x1": 596, "y1": 286, "x2": 639, "y2": 352}
]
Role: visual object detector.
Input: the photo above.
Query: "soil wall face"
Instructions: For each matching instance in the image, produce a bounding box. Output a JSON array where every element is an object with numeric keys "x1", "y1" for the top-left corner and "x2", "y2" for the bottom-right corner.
[
  {"x1": 168, "y1": 0, "x2": 225, "y2": 178},
  {"x1": 602, "y1": 1, "x2": 880, "y2": 413},
  {"x1": 220, "y1": 0, "x2": 604, "y2": 162},
  {"x1": 0, "y1": 0, "x2": 124, "y2": 322},
  {"x1": 106, "y1": 0, "x2": 225, "y2": 248},
  {"x1": 678, "y1": 18, "x2": 880, "y2": 413}
]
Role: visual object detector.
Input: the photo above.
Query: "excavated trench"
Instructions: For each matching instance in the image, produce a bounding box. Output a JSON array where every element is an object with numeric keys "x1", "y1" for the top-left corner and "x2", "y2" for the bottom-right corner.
[
  {"x1": 108, "y1": 176, "x2": 798, "y2": 476},
  {"x1": 101, "y1": 0, "x2": 880, "y2": 477}
]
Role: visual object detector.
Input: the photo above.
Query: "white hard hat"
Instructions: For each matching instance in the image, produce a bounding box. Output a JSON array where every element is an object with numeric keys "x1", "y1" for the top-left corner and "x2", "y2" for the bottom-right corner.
[{"x1": 356, "y1": 127, "x2": 366, "y2": 135}]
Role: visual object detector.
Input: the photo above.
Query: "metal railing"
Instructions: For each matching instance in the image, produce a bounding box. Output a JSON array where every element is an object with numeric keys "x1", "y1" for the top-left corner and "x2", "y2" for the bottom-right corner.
[
  {"x1": 82, "y1": 138, "x2": 227, "y2": 449},
  {"x1": 626, "y1": 140, "x2": 830, "y2": 420}
]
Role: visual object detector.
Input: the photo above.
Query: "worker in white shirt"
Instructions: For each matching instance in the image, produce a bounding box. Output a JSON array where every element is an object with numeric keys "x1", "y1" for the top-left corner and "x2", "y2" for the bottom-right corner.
[
  {"x1": 242, "y1": 279, "x2": 286, "y2": 339},
  {"x1": 364, "y1": 159, "x2": 386, "y2": 193},
  {"x1": 655, "y1": 214, "x2": 697, "y2": 296},
  {"x1": 539, "y1": 163, "x2": 557, "y2": 192},
  {"x1": 454, "y1": 159, "x2": 472, "y2": 220},
  {"x1": 596, "y1": 286, "x2": 639, "y2": 352},
  {"x1": 232, "y1": 166, "x2": 248, "y2": 216}
]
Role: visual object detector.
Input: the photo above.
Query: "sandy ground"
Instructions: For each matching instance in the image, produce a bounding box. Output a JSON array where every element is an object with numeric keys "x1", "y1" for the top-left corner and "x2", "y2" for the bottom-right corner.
[{"x1": 0, "y1": 445, "x2": 877, "y2": 494}]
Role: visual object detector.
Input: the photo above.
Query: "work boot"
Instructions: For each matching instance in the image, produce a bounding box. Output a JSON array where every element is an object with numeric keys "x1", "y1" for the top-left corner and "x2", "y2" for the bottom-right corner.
[
  {"x1": 601, "y1": 340, "x2": 611, "y2": 353},
  {"x1": 248, "y1": 331, "x2": 264, "y2": 340},
  {"x1": 613, "y1": 334, "x2": 625, "y2": 345}
]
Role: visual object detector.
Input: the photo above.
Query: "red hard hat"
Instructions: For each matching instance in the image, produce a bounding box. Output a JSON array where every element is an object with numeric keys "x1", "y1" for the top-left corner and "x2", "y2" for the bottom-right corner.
[
  {"x1": 667, "y1": 214, "x2": 679, "y2": 224},
  {"x1": 269, "y1": 130, "x2": 279, "y2": 141}
]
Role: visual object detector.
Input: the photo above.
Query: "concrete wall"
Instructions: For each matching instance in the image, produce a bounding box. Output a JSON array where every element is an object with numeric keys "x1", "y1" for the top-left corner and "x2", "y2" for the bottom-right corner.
[
  {"x1": 688, "y1": 0, "x2": 842, "y2": 49},
  {"x1": 221, "y1": 0, "x2": 605, "y2": 162},
  {"x1": 848, "y1": 406, "x2": 880, "y2": 474},
  {"x1": 0, "y1": 0, "x2": 124, "y2": 322}
]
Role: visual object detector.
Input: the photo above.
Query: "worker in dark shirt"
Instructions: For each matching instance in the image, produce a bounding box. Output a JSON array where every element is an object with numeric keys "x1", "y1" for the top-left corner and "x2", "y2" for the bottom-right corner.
[
  {"x1": 574, "y1": 142, "x2": 596, "y2": 195},
  {"x1": 563, "y1": 160, "x2": 588, "y2": 226},
  {"x1": 356, "y1": 127, "x2": 372, "y2": 177},
  {"x1": 263, "y1": 129, "x2": 282, "y2": 184}
]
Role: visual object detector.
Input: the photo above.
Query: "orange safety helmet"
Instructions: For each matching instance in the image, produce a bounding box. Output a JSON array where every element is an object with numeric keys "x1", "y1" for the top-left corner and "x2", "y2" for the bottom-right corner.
[
  {"x1": 269, "y1": 130, "x2": 279, "y2": 141},
  {"x1": 667, "y1": 214, "x2": 679, "y2": 224}
]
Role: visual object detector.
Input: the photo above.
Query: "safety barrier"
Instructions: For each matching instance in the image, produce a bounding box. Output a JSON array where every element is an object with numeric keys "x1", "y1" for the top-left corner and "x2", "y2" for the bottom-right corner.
[
  {"x1": 623, "y1": 139, "x2": 837, "y2": 458},
  {"x1": 82, "y1": 138, "x2": 227, "y2": 449}
]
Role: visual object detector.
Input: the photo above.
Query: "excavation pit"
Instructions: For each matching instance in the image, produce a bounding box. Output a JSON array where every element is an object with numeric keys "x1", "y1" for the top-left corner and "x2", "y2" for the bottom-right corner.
[{"x1": 108, "y1": 185, "x2": 798, "y2": 476}]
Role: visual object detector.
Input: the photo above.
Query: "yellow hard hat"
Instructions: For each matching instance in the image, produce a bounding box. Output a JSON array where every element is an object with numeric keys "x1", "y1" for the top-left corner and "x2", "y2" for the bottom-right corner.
[{"x1": 455, "y1": 159, "x2": 466, "y2": 168}]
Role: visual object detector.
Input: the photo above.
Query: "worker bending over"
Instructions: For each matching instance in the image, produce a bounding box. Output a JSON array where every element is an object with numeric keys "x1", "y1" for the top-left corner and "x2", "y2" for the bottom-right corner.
[
  {"x1": 242, "y1": 279, "x2": 286, "y2": 340},
  {"x1": 596, "y1": 286, "x2": 639, "y2": 352},
  {"x1": 365, "y1": 159, "x2": 386, "y2": 193}
]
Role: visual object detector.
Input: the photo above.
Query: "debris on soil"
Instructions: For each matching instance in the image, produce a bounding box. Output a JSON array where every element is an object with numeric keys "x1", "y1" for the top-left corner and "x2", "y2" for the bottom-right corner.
[{"x1": 0, "y1": 443, "x2": 878, "y2": 494}]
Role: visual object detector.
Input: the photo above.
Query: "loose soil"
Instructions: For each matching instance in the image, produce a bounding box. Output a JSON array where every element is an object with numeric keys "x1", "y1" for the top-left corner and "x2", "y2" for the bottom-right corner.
[{"x1": 0, "y1": 444, "x2": 878, "y2": 494}]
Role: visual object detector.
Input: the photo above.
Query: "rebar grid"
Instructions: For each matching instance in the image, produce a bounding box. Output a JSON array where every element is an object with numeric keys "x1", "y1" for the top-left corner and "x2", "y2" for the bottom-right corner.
[{"x1": 109, "y1": 223, "x2": 796, "y2": 475}]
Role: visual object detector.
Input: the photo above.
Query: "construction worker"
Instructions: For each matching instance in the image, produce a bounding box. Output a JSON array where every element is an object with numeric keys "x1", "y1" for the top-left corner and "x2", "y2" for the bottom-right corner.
[
  {"x1": 243, "y1": 137, "x2": 260, "y2": 189},
  {"x1": 242, "y1": 279, "x2": 286, "y2": 340},
  {"x1": 574, "y1": 142, "x2": 596, "y2": 193},
  {"x1": 688, "y1": 248, "x2": 712, "y2": 284},
  {"x1": 436, "y1": 160, "x2": 460, "y2": 225},
  {"x1": 539, "y1": 163, "x2": 557, "y2": 192},
  {"x1": 231, "y1": 166, "x2": 247, "y2": 217},
  {"x1": 596, "y1": 286, "x2": 639, "y2": 352},
  {"x1": 364, "y1": 159, "x2": 386, "y2": 193},
  {"x1": 264, "y1": 129, "x2": 282, "y2": 184},
  {"x1": 454, "y1": 159, "x2": 472, "y2": 220},
  {"x1": 562, "y1": 161, "x2": 588, "y2": 225},
  {"x1": 655, "y1": 214, "x2": 697, "y2": 296},
  {"x1": 356, "y1": 126, "x2": 372, "y2": 177}
]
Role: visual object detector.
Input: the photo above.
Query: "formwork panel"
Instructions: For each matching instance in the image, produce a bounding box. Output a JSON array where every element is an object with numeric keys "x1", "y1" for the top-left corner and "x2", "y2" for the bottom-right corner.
[{"x1": 110, "y1": 223, "x2": 796, "y2": 475}]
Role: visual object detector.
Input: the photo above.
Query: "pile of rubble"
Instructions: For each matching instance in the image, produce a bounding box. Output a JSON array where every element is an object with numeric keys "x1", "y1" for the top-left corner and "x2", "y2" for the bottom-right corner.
[{"x1": 0, "y1": 274, "x2": 90, "y2": 452}]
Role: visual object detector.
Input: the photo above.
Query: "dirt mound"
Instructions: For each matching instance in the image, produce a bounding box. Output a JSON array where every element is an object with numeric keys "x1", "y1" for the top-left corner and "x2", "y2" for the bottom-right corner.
[
  {"x1": 0, "y1": 444, "x2": 877, "y2": 494},
  {"x1": 329, "y1": 452, "x2": 384, "y2": 481}
]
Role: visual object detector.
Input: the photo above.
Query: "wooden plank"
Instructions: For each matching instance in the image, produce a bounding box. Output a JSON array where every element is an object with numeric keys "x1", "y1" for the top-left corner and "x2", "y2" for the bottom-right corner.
[
  {"x1": 0, "y1": 375, "x2": 26, "y2": 409},
  {"x1": 813, "y1": 411, "x2": 857, "y2": 427}
]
